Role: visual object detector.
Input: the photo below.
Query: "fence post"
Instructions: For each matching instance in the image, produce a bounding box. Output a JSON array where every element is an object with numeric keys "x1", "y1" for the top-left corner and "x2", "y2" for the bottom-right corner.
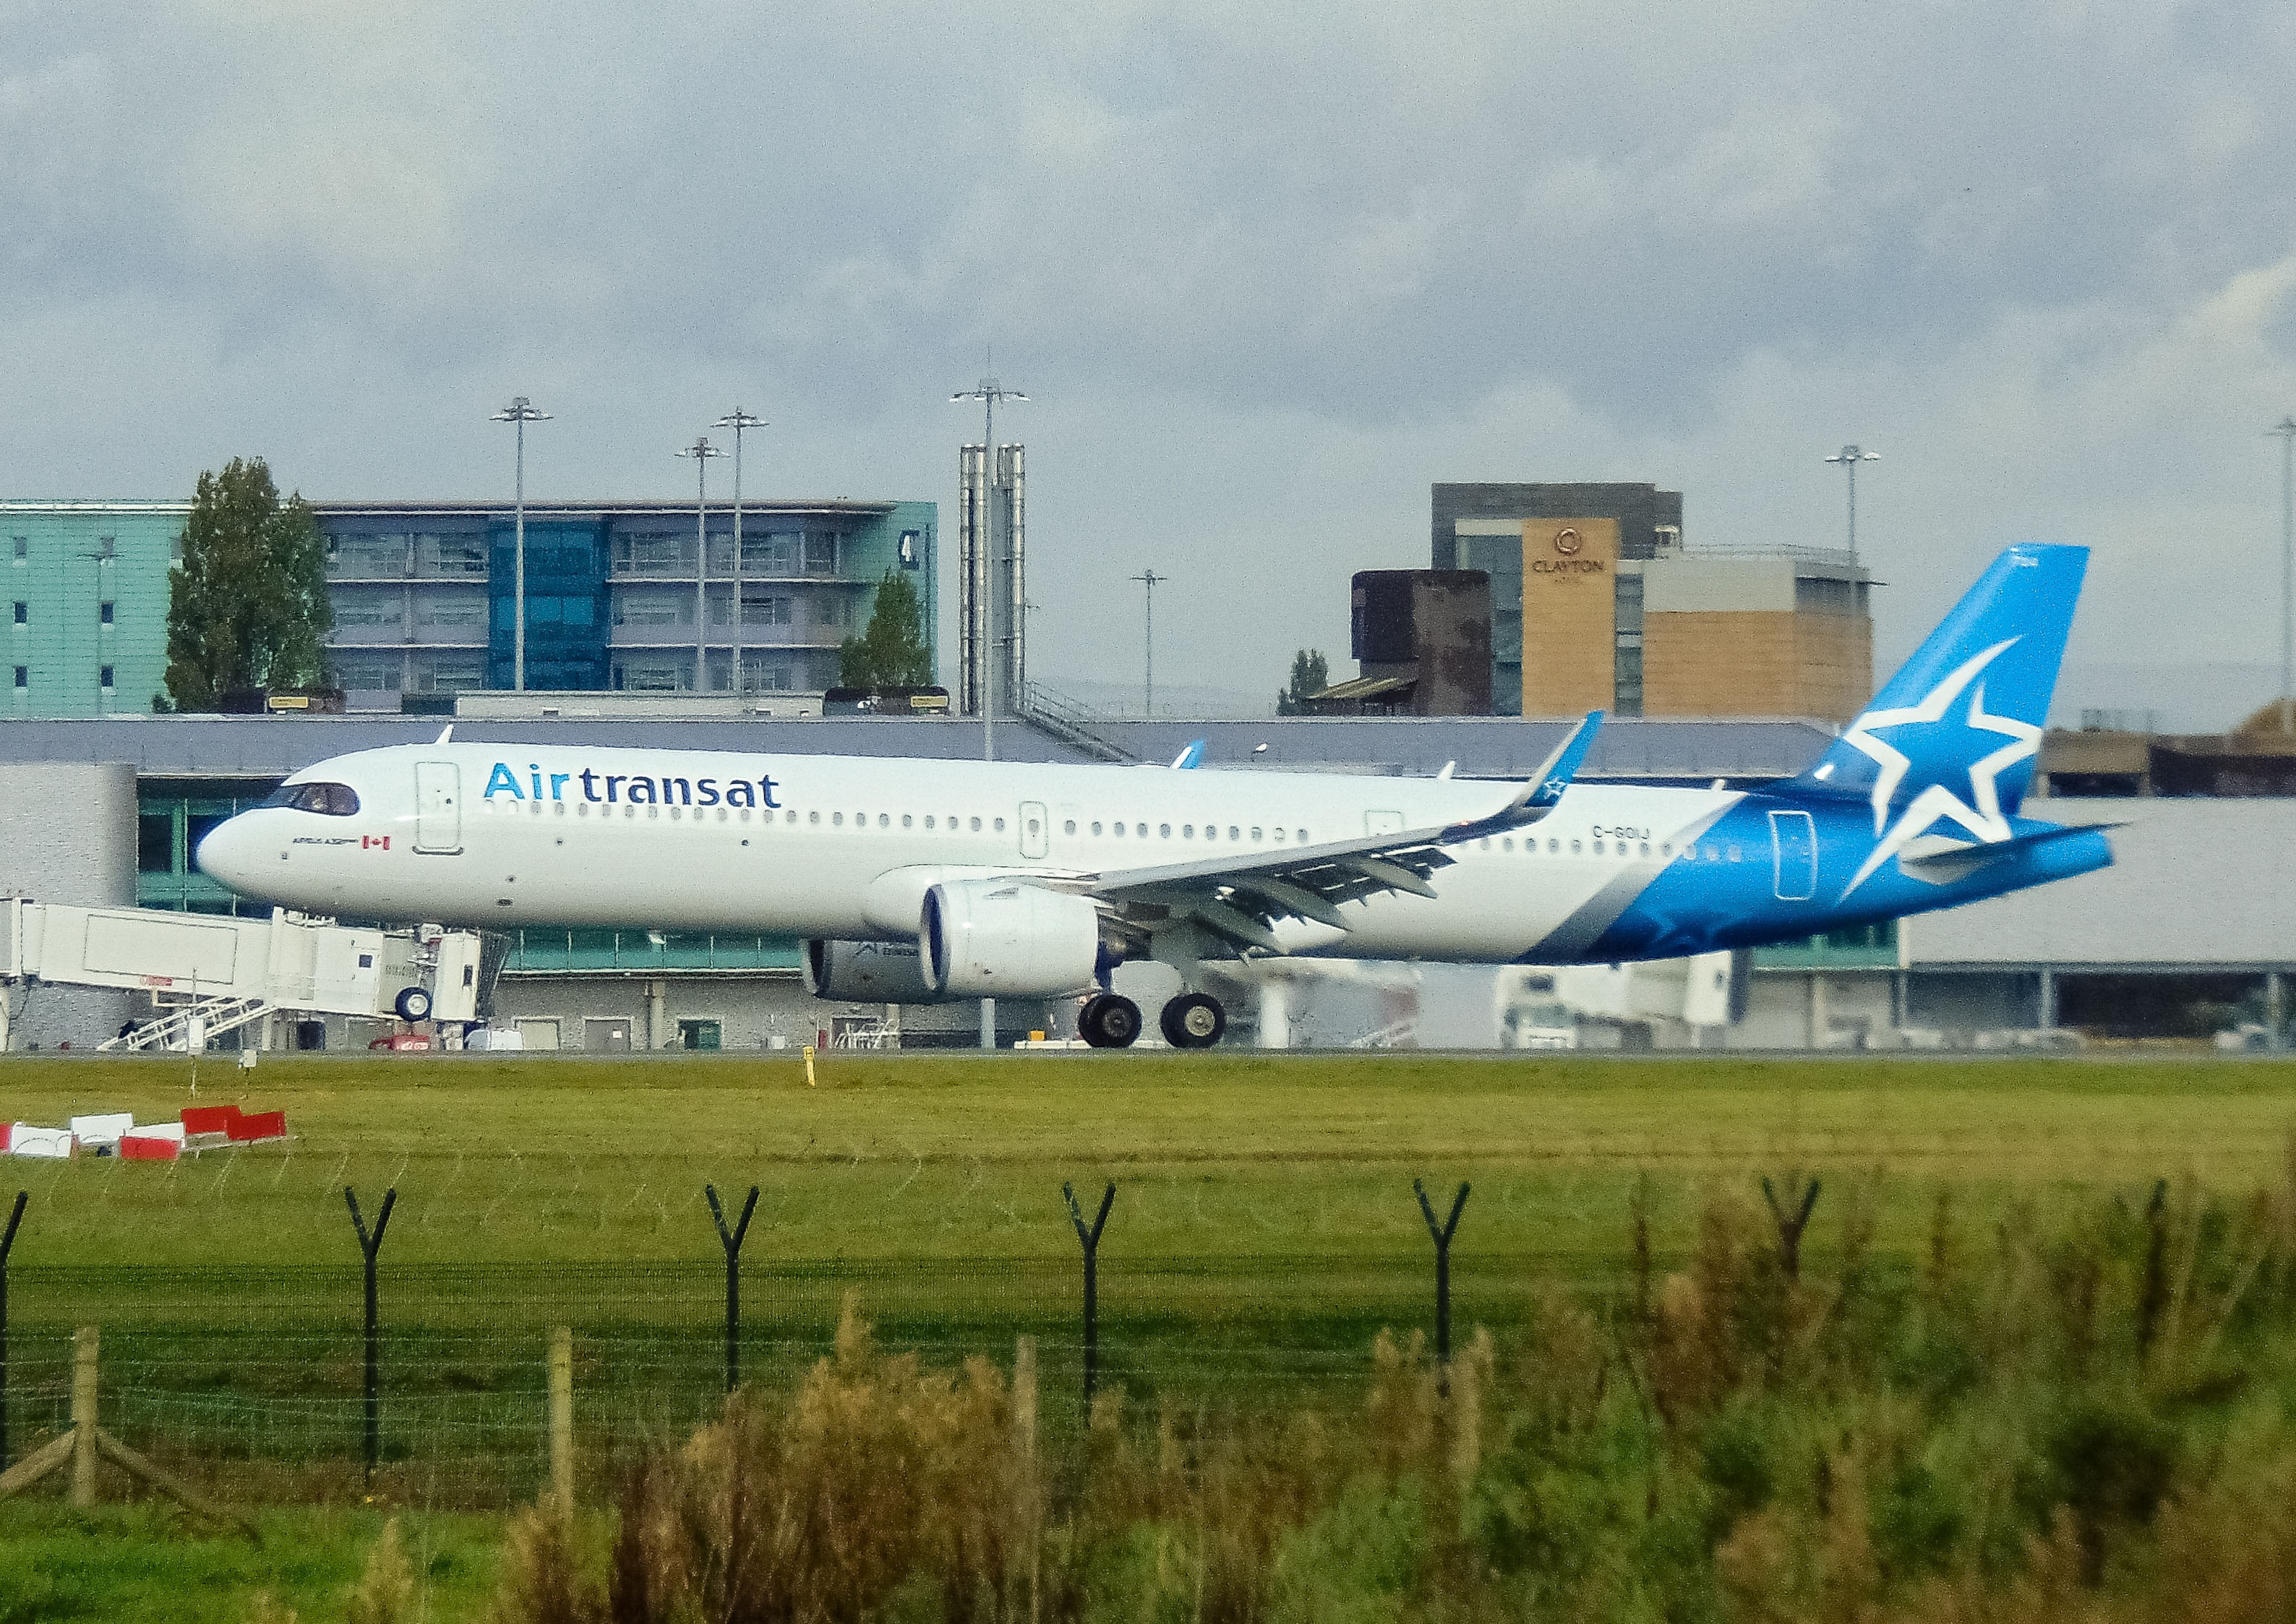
[
  {"x1": 70, "y1": 1326, "x2": 96, "y2": 1509},
  {"x1": 1760, "y1": 1176, "x2": 1822, "y2": 1281},
  {"x1": 703, "y1": 1184, "x2": 759, "y2": 1395},
  {"x1": 1413, "y1": 1179, "x2": 1470, "y2": 1362},
  {"x1": 0, "y1": 1190, "x2": 25, "y2": 1469},
  {"x1": 345, "y1": 1187, "x2": 397, "y2": 1485},
  {"x1": 1063, "y1": 1181, "x2": 1115, "y2": 1409},
  {"x1": 549, "y1": 1326, "x2": 574, "y2": 1519}
]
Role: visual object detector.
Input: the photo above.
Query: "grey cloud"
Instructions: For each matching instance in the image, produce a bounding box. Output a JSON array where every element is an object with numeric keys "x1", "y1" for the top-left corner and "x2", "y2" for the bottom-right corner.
[{"x1": 2, "y1": 0, "x2": 2295, "y2": 723}]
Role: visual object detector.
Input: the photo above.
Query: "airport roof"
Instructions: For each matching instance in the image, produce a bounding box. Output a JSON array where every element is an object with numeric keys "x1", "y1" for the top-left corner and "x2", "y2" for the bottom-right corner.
[{"x1": 0, "y1": 714, "x2": 1836, "y2": 783}]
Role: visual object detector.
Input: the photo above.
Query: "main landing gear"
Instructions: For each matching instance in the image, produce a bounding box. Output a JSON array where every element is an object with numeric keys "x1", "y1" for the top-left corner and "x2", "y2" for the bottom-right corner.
[
  {"x1": 1076, "y1": 990, "x2": 1229, "y2": 1049},
  {"x1": 1079, "y1": 993, "x2": 1142, "y2": 1048},
  {"x1": 1160, "y1": 991, "x2": 1226, "y2": 1049}
]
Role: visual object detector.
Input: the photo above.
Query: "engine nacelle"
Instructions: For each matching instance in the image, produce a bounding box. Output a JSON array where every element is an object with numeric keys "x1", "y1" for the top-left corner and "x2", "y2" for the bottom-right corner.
[
  {"x1": 802, "y1": 938, "x2": 952, "y2": 1004},
  {"x1": 920, "y1": 879, "x2": 1100, "y2": 999}
]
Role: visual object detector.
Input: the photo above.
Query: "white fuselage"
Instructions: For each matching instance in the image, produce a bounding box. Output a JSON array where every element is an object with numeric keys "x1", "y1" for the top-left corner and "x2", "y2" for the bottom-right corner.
[{"x1": 196, "y1": 742, "x2": 1752, "y2": 965}]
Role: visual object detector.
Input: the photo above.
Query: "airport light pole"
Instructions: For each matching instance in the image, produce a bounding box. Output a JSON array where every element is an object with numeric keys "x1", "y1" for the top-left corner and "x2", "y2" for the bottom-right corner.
[
  {"x1": 1825, "y1": 444, "x2": 1878, "y2": 560},
  {"x1": 714, "y1": 409, "x2": 768, "y2": 591},
  {"x1": 2271, "y1": 417, "x2": 2296, "y2": 736},
  {"x1": 677, "y1": 437, "x2": 724, "y2": 695},
  {"x1": 491, "y1": 398, "x2": 552, "y2": 691},
  {"x1": 713, "y1": 411, "x2": 767, "y2": 698},
  {"x1": 1131, "y1": 568, "x2": 1165, "y2": 718},
  {"x1": 951, "y1": 375, "x2": 1026, "y2": 763}
]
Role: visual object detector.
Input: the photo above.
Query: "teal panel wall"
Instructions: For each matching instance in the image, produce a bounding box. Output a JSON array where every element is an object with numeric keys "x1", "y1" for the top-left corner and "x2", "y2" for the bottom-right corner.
[{"x1": 3, "y1": 505, "x2": 183, "y2": 717}]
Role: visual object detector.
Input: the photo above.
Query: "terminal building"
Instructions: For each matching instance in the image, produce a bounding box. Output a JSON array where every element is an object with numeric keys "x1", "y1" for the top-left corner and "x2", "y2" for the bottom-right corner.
[{"x1": 3, "y1": 497, "x2": 937, "y2": 717}]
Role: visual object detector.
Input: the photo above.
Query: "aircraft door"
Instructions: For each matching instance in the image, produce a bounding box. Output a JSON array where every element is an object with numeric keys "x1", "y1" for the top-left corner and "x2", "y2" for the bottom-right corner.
[
  {"x1": 414, "y1": 762, "x2": 463, "y2": 855},
  {"x1": 1018, "y1": 800, "x2": 1050, "y2": 860},
  {"x1": 1768, "y1": 810, "x2": 1816, "y2": 901}
]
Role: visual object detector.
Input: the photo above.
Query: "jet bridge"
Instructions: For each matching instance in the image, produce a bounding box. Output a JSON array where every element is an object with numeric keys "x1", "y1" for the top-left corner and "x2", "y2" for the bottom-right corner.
[{"x1": 0, "y1": 898, "x2": 483, "y2": 1053}]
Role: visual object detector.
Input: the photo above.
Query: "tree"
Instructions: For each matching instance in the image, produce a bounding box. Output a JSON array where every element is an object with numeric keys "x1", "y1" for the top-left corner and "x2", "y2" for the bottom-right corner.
[
  {"x1": 165, "y1": 458, "x2": 333, "y2": 710},
  {"x1": 1275, "y1": 648, "x2": 1329, "y2": 716},
  {"x1": 838, "y1": 568, "x2": 933, "y2": 692}
]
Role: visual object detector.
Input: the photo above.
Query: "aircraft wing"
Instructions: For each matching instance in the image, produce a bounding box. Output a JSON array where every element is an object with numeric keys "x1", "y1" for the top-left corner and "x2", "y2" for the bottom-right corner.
[{"x1": 1062, "y1": 712, "x2": 1606, "y2": 956}]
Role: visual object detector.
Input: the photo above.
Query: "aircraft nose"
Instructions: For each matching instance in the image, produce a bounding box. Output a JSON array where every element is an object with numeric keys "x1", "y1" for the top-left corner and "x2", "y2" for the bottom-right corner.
[{"x1": 194, "y1": 812, "x2": 264, "y2": 892}]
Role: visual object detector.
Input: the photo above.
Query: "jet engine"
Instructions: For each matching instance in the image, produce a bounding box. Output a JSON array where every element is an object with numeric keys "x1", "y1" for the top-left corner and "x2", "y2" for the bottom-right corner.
[
  {"x1": 802, "y1": 938, "x2": 951, "y2": 1003},
  {"x1": 920, "y1": 879, "x2": 1100, "y2": 999}
]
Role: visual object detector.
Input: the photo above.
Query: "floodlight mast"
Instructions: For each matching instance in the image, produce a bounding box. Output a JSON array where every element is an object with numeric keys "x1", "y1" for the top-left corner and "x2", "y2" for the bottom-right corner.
[
  {"x1": 677, "y1": 437, "x2": 725, "y2": 695},
  {"x1": 490, "y1": 397, "x2": 552, "y2": 691},
  {"x1": 951, "y1": 375, "x2": 1027, "y2": 762},
  {"x1": 1824, "y1": 443, "x2": 1879, "y2": 560},
  {"x1": 1131, "y1": 568, "x2": 1165, "y2": 717},
  {"x1": 2271, "y1": 417, "x2": 2296, "y2": 736},
  {"x1": 711, "y1": 413, "x2": 766, "y2": 693}
]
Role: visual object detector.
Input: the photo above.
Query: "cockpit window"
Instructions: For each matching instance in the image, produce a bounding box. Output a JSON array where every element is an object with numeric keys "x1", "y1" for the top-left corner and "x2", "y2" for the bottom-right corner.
[{"x1": 263, "y1": 782, "x2": 360, "y2": 816}]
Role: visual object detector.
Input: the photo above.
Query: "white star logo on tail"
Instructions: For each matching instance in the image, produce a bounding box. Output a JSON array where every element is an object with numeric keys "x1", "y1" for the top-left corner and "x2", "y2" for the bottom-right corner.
[{"x1": 1836, "y1": 638, "x2": 2042, "y2": 899}]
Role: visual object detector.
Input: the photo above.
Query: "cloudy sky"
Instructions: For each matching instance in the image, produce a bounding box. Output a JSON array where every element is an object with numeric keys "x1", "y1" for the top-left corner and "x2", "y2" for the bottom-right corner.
[{"x1": 5, "y1": 0, "x2": 2295, "y2": 724}]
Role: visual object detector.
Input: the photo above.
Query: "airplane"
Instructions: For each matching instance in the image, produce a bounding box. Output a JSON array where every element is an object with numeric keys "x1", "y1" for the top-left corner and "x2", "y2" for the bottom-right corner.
[{"x1": 196, "y1": 544, "x2": 2112, "y2": 1048}]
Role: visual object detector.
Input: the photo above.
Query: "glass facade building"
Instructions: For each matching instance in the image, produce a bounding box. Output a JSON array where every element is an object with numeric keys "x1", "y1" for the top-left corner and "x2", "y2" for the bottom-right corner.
[
  {"x1": 323, "y1": 499, "x2": 937, "y2": 704},
  {"x1": 0, "y1": 497, "x2": 935, "y2": 715}
]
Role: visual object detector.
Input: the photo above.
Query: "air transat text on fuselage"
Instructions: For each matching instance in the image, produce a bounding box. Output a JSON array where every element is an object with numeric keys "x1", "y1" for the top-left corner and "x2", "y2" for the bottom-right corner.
[{"x1": 481, "y1": 764, "x2": 783, "y2": 808}]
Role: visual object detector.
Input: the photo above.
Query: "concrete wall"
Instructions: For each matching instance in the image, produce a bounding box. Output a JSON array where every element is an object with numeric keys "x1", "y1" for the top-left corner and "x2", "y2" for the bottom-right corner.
[
  {"x1": 1901, "y1": 798, "x2": 2296, "y2": 968},
  {"x1": 482, "y1": 973, "x2": 1061, "y2": 1052},
  {"x1": 0, "y1": 761, "x2": 135, "y2": 1046},
  {"x1": 1736, "y1": 970, "x2": 1896, "y2": 1048}
]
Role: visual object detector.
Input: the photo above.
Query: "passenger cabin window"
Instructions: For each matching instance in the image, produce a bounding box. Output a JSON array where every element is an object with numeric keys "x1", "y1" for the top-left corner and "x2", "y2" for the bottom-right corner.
[{"x1": 265, "y1": 782, "x2": 360, "y2": 816}]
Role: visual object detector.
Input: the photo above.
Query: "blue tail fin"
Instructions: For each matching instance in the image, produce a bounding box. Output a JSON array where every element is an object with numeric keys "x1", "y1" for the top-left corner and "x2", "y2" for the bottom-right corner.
[{"x1": 1793, "y1": 543, "x2": 2087, "y2": 825}]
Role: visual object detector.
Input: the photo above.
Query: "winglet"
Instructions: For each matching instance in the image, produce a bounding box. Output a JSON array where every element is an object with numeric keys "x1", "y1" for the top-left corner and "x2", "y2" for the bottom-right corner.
[
  {"x1": 1442, "y1": 711, "x2": 1603, "y2": 841},
  {"x1": 1170, "y1": 738, "x2": 1206, "y2": 769},
  {"x1": 435, "y1": 725, "x2": 454, "y2": 745}
]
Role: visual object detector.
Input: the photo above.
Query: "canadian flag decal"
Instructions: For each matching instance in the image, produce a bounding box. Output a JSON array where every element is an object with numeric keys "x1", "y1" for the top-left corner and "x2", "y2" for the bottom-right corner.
[{"x1": 362, "y1": 835, "x2": 391, "y2": 850}]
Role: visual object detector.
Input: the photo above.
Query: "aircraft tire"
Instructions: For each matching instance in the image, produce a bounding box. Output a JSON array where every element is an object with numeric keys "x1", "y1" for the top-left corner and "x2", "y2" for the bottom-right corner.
[
  {"x1": 395, "y1": 986, "x2": 434, "y2": 1022},
  {"x1": 1079, "y1": 993, "x2": 1142, "y2": 1049},
  {"x1": 1160, "y1": 992, "x2": 1225, "y2": 1049}
]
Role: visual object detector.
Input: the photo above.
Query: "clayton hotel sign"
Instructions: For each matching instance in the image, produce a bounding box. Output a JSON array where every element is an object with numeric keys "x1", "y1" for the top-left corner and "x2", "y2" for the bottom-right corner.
[{"x1": 1520, "y1": 516, "x2": 1617, "y2": 716}]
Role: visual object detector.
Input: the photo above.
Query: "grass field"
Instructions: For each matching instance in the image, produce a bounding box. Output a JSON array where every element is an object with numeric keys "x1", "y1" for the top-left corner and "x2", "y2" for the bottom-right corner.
[
  {"x1": 7, "y1": 1048, "x2": 2296, "y2": 1265},
  {"x1": 2, "y1": 1048, "x2": 2295, "y2": 1619}
]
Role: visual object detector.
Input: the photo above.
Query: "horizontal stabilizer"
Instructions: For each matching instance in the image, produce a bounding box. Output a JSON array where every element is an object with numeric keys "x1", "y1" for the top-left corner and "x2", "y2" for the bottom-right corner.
[{"x1": 1897, "y1": 820, "x2": 2122, "y2": 879}]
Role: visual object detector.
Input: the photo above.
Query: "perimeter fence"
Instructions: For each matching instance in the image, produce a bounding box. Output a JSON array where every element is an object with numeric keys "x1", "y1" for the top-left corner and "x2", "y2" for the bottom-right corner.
[{"x1": 0, "y1": 1179, "x2": 1557, "y2": 1509}]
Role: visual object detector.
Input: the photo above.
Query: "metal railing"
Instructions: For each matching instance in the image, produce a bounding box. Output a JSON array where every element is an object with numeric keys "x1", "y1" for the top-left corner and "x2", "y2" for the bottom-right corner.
[{"x1": 1018, "y1": 683, "x2": 1135, "y2": 764}]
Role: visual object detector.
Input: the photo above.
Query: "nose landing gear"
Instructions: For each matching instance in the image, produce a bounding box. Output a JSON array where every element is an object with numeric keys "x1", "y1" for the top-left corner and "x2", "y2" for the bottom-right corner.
[
  {"x1": 1160, "y1": 992, "x2": 1227, "y2": 1049},
  {"x1": 1079, "y1": 992, "x2": 1143, "y2": 1049}
]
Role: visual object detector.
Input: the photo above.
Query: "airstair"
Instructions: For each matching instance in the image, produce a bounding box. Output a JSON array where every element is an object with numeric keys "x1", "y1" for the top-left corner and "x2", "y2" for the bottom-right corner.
[
  {"x1": 1, "y1": 898, "x2": 485, "y2": 1054},
  {"x1": 106, "y1": 996, "x2": 270, "y2": 1054}
]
